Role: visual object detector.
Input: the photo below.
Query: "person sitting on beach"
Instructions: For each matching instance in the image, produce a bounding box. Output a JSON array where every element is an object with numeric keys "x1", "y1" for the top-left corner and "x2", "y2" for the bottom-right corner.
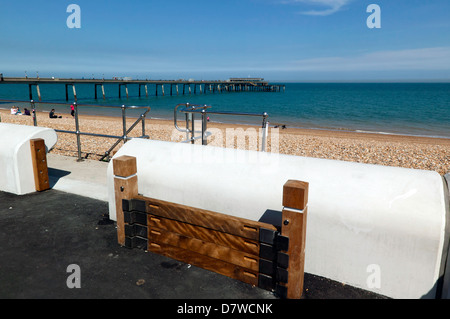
[
  {"x1": 16, "y1": 107, "x2": 22, "y2": 115},
  {"x1": 23, "y1": 108, "x2": 31, "y2": 116},
  {"x1": 49, "y1": 109, "x2": 62, "y2": 119},
  {"x1": 10, "y1": 106, "x2": 17, "y2": 115}
]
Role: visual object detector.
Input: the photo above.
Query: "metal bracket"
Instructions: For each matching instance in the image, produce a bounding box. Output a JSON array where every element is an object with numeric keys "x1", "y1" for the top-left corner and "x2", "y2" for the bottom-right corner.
[
  {"x1": 124, "y1": 236, "x2": 148, "y2": 250},
  {"x1": 125, "y1": 224, "x2": 148, "y2": 238},
  {"x1": 124, "y1": 211, "x2": 147, "y2": 225},
  {"x1": 122, "y1": 198, "x2": 147, "y2": 213}
]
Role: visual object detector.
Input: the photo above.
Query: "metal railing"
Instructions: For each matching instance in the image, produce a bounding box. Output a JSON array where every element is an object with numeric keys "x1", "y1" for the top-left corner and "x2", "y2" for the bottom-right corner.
[
  {"x1": 174, "y1": 103, "x2": 269, "y2": 152},
  {"x1": 1, "y1": 99, "x2": 150, "y2": 161}
]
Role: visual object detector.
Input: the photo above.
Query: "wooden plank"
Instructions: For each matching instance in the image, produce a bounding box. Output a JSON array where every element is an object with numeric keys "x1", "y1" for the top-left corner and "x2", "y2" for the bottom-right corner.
[
  {"x1": 29, "y1": 138, "x2": 49, "y2": 192},
  {"x1": 148, "y1": 226, "x2": 260, "y2": 271},
  {"x1": 135, "y1": 195, "x2": 277, "y2": 240},
  {"x1": 281, "y1": 180, "x2": 309, "y2": 299},
  {"x1": 148, "y1": 214, "x2": 260, "y2": 255},
  {"x1": 147, "y1": 241, "x2": 259, "y2": 287}
]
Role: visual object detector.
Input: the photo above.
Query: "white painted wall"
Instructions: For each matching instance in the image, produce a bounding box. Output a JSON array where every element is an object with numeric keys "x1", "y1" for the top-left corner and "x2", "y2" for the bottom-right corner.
[
  {"x1": 0, "y1": 123, "x2": 57, "y2": 195},
  {"x1": 442, "y1": 174, "x2": 450, "y2": 299},
  {"x1": 107, "y1": 139, "x2": 449, "y2": 299}
]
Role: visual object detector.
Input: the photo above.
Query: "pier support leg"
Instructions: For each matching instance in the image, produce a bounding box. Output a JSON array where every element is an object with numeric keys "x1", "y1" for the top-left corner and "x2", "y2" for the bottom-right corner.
[
  {"x1": 95, "y1": 84, "x2": 98, "y2": 99},
  {"x1": 145, "y1": 84, "x2": 148, "y2": 97},
  {"x1": 72, "y1": 85, "x2": 77, "y2": 102},
  {"x1": 36, "y1": 84, "x2": 42, "y2": 102},
  {"x1": 162, "y1": 85, "x2": 165, "y2": 96},
  {"x1": 102, "y1": 84, "x2": 106, "y2": 99},
  {"x1": 65, "y1": 84, "x2": 69, "y2": 101},
  {"x1": 125, "y1": 85, "x2": 129, "y2": 99},
  {"x1": 176, "y1": 85, "x2": 179, "y2": 95},
  {"x1": 155, "y1": 84, "x2": 158, "y2": 96}
]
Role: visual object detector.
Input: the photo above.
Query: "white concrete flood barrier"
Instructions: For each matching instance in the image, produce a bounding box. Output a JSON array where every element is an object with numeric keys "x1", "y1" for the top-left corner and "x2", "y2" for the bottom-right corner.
[
  {"x1": 107, "y1": 138, "x2": 450, "y2": 299},
  {"x1": 0, "y1": 123, "x2": 57, "y2": 195}
]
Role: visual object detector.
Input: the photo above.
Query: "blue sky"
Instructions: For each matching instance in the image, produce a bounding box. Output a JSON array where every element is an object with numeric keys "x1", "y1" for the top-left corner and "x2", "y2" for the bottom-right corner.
[{"x1": 1, "y1": 0, "x2": 449, "y2": 81}]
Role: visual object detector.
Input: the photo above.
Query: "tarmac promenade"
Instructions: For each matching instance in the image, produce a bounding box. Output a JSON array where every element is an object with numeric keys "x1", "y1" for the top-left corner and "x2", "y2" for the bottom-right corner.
[{"x1": 0, "y1": 154, "x2": 387, "y2": 300}]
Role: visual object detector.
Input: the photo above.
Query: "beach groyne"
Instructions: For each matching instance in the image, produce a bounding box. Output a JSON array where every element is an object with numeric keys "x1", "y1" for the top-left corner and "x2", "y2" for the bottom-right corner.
[{"x1": 107, "y1": 138, "x2": 450, "y2": 299}]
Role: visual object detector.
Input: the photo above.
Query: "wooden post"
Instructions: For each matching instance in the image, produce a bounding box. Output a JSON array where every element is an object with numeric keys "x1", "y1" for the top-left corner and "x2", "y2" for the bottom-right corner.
[
  {"x1": 145, "y1": 84, "x2": 148, "y2": 97},
  {"x1": 94, "y1": 84, "x2": 98, "y2": 99},
  {"x1": 113, "y1": 155, "x2": 138, "y2": 246},
  {"x1": 162, "y1": 85, "x2": 165, "y2": 96},
  {"x1": 30, "y1": 138, "x2": 50, "y2": 192},
  {"x1": 125, "y1": 84, "x2": 129, "y2": 99},
  {"x1": 281, "y1": 180, "x2": 308, "y2": 299},
  {"x1": 102, "y1": 84, "x2": 106, "y2": 99}
]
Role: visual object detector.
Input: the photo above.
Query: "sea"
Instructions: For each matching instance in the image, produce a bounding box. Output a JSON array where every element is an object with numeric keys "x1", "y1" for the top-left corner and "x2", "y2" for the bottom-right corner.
[{"x1": 0, "y1": 82, "x2": 449, "y2": 139}]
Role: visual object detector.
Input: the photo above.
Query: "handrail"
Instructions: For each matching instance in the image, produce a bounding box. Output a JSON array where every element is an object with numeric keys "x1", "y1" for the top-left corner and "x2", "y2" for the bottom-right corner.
[
  {"x1": 1, "y1": 99, "x2": 151, "y2": 161},
  {"x1": 174, "y1": 103, "x2": 269, "y2": 151}
]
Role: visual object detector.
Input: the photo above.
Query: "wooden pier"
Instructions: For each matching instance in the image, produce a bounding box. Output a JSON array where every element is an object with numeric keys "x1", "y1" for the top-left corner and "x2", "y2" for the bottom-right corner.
[{"x1": 0, "y1": 75, "x2": 285, "y2": 102}]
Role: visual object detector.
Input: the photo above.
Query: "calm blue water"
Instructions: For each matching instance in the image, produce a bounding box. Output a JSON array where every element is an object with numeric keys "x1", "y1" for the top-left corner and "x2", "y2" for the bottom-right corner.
[{"x1": 1, "y1": 82, "x2": 449, "y2": 138}]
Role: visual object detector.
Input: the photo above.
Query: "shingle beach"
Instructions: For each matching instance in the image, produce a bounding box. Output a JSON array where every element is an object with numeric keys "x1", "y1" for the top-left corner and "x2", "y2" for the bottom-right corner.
[{"x1": 1, "y1": 109, "x2": 448, "y2": 175}]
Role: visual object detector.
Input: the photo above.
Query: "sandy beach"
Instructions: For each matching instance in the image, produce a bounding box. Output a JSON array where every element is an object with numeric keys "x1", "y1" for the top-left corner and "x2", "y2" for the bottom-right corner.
[{"x1": 1, "y1": 109, "x2": 449, "y2": 176}]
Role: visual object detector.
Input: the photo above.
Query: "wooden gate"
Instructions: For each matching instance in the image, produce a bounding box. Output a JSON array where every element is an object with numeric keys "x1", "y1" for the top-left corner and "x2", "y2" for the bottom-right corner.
[{"x1": 112, "y1": 155, "x2": 308, "y2": 299}]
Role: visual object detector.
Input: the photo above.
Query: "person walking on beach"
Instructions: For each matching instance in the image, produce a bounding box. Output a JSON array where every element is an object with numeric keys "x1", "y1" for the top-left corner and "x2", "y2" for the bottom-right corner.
[{"x1": 70, "y1": 104, "x2": 75, "y2": 117}]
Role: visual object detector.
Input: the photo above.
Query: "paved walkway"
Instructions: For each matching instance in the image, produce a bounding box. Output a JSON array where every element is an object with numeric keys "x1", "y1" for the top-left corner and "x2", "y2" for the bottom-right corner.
[
  {"x1": 47, "y1": 153, "x2": 109, "y2": 202},
  {"x1": 0, "y1": 187, "x2": 387, "y2": 300},
  {"x1": 0, "y1": 153, "x2": 388, "y2": 300}
]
